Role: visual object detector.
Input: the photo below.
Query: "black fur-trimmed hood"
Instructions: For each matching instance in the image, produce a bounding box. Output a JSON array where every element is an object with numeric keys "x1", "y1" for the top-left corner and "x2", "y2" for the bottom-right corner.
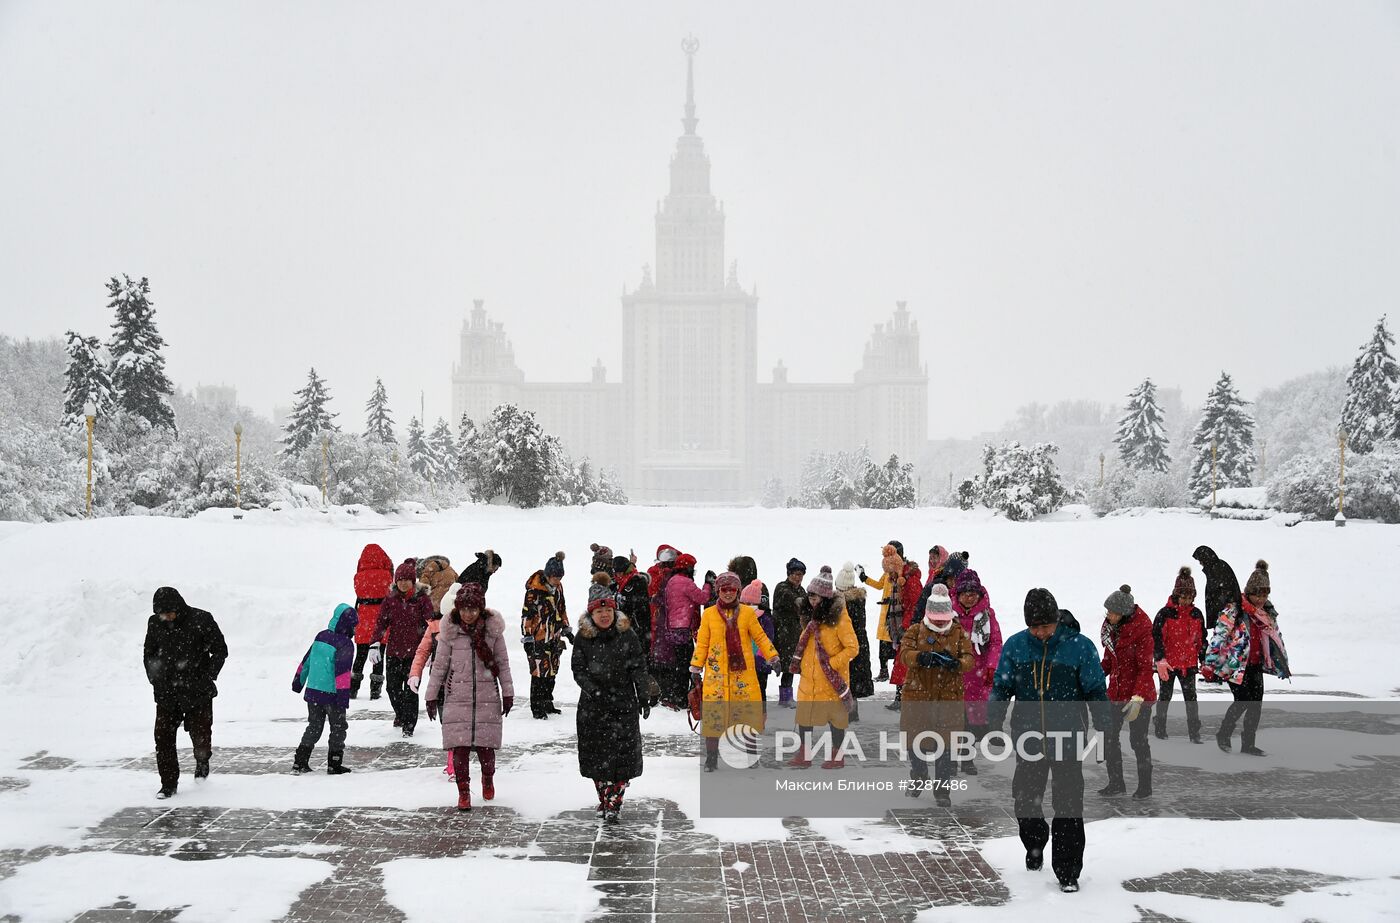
[{"x1": 577, "y1": 612, "x2": 632, "y2": 639}]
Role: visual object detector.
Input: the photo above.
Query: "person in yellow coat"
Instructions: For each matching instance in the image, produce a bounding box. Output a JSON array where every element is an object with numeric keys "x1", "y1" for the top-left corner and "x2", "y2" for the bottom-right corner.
[
  {"x1": 788, "y1": 566, "x2": 861, "y2": 769},
  {"x1": 861, "y1": 539, "x2": 910, "y2": 684},
  {"x1": 690, "y1": 571, "x2": 780, "y2": 772}
]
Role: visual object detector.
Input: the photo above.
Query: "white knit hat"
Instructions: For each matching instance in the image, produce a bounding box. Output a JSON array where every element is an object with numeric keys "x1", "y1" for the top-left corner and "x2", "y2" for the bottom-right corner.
[{"x1": 926, "y1": 584, "x2": 953, "y2": 615}]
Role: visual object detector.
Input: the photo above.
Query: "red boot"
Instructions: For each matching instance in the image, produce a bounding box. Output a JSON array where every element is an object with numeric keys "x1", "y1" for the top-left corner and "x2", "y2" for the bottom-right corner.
[
  {"x1": 482, "y1": 776, "x2": 495, "y2": 801},
  {"x1": 457, "y1": 789, "x2": 472, "y2": 812},
  {"x1": 787, "y1": 748, "x2": 812, "y2": 769}
]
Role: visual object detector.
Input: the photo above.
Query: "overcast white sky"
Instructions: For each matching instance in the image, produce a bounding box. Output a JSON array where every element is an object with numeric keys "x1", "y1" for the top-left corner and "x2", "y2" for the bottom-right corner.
[{"x1": 2, "y1": 1, "x2": 1398, "y2": 438}]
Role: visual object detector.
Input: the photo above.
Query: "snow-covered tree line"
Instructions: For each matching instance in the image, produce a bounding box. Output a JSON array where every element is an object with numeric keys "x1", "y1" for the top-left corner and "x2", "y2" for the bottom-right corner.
[
  {"x1": 0, "y1": 277, "x2": 626, "y2": 522},
  {"x1": 785, "y1": 445, "x2": 917, "y2": 510},
  {"x1": 275, "y1": 375, "x2": 626, "y2": 511}
]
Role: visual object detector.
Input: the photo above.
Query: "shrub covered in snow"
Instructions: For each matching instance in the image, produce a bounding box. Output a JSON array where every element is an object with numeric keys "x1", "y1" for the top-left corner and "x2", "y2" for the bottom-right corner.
[
  {"x1": 1267, "y1": 441, "x2": 1400, "y2": 522},
  {"x1": 959, "y1": 442, "x2": 1070, "y2": 521}
]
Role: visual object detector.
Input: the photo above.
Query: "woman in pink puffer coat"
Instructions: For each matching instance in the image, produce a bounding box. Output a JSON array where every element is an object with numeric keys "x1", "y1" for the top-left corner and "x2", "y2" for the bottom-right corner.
[{"x1": 425, "y1": 583, "x2": 515, "y2": 812}]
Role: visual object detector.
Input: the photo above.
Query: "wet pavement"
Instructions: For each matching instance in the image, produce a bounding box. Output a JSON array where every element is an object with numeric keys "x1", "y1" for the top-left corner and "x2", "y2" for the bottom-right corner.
[{"x1": 3, "y1": 701, "x2": 1398, "y2": 921}]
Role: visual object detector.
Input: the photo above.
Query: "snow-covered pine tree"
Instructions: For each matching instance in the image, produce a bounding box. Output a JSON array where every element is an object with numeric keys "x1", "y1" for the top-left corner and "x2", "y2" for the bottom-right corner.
[
  {"x1": 364, "y1": 378, "x2": 397, "y2": 445},
  {"x1": 865, "y1": 454, "x2": 917, "y2": 509},
  {"x1": 280, "y1": 367, "x2": 339, "y2": 461},
  {"x1": 760, "y1": 476, "x2": 785, "y2": 509},
  {"x1": 595, "y1": 466, "x2": 628, "y2": 505},
  {"x1": 405, "y1": 416, "x2": 430, "y2": 478},
  {"x1": 106, "y1": 275, "x2": 176, "y2": 431},
  {"x1": 455, "y1": 414, "x2": 481, "y2": 491},
  {"x1": 475, "y1": 404, "x2": 553, "y2": 507},
  {"x1": 62, "y1": 330, "x2": 114, "y2": 426},
  {"x1": 1188, "y1": 372, "x2": 1256, "y2": 501},
  {"x1": 1341, "y1": 316, "x2": 1399, "y2": 454},
  {"x1": 427, "y1": 417, "x2": 457, "y2": 483},
  {"x1": 1115, "y1": 378, "x2": 1171, "y2": 473}
]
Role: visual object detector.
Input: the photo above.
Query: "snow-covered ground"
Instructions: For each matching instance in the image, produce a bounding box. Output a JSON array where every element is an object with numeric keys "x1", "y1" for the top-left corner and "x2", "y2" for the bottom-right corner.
[{"x1": 0, "y1": 504, "x2": 1397, "y2": 921}]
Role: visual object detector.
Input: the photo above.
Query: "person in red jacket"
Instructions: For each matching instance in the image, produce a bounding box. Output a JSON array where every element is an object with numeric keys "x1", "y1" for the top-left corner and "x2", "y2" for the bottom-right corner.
[
  {"x1": 376, "y1": 560, "x2": 434, "y2": 736},
  {"x1": 351, "y1": 544, "x2": 394, "y2": 700},
  {"x1": 1152, "y1": 567, "x2": 1207, "y2": 743},
  {"x1": 1098, "y1": 585, "x2": 1157, "y2": 799}
]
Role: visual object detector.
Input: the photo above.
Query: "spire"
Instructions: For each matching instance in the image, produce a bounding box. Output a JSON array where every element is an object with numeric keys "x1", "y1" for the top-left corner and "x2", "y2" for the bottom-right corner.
[{"x1": 681, "y1": 35, "x2": 699, "y2": 135}]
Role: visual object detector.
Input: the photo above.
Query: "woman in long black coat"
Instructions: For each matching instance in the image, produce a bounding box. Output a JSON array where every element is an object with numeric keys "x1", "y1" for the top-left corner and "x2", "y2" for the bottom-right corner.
[{"x1": 573, "y1": 573, "x2": 657, "y2": 822}]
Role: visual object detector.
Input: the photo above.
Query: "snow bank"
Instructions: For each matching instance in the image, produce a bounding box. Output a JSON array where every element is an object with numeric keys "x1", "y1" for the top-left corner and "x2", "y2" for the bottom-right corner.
[{"x1": 0, "y1": 853, "x2": 333, "y2": 923}]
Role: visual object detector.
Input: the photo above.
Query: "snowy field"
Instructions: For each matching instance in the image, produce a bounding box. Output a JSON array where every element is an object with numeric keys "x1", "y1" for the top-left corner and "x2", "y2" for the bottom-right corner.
[{"x1": 1, "y1": 504, "x2": 1399, "y2": 921}]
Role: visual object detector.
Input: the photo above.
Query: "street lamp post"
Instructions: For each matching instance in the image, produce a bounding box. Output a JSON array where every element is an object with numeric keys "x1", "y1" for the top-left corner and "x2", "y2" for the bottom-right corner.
[
  {"x1": 1210, "y1": 438, "x2": 1218, "y2": 513},
  {"x1": 1099, "y1": 452, "x2": 1105, "y2": 487},
  {"x1": 233, "y1": 422, "x2": 244, "y2": 520},
  {"x1": 321, "y1": 434, "x2": 330, "y2": 509},
  {"x1": 83, "y1": 401, "x2": 96, "y2": 518},
  {"x1": 1336, "y1": 429, "x2": 1347, "y2": 528}
]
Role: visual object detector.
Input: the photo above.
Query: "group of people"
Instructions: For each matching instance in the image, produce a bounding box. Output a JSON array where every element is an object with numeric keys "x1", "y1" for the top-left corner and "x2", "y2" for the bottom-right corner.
[{"x1": 141, "y1": 537, "x2": 1288, "y2": 893}]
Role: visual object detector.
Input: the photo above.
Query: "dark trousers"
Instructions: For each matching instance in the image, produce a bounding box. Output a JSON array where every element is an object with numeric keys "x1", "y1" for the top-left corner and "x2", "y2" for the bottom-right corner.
[
  {"x1": 154, "y1": 698, "x2": 213, "y2": 790},
  {"x1": 657, "y1": 646, "x2": 693, "y2": 708},
  {"x1": 299, "y1": 701, "x2": 348, "y2": 755},
  {"x1": 351, "y1": 642, "x2": 384, "y2": 697},
  {"x1": 878, "y1": 640, "x2": 895, "y2": 674},
  {"x1": 1155, "y1": 669, "x2": 1200, "y2": 735},
  {"x1": 1104, "y1": 706, "x2": 1152, "y2": 789},
  {"x1": 385, "y1": 655, "x2": 418, "y2": 731},
  {"x1": 1012, "y1": 737, "x2": 1086, "y2": 884},
  {"x1": 910, "y1": 746, "x2": 953, "y2": 784},
  {"x1": 530, "y1": 675, "x2": 558, "y2": 717},
  {"x1": 778, "y1": 668, "x2": 794, "y2": 690},
  {"x1": 1220, "y1": 664, "x2": 1265, "y2": 747}
]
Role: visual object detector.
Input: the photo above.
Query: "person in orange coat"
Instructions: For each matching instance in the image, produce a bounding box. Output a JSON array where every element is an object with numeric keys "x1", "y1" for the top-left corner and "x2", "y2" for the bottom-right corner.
[{"x1": 351, "y1": 544, "x2": 393, "y2": 700}]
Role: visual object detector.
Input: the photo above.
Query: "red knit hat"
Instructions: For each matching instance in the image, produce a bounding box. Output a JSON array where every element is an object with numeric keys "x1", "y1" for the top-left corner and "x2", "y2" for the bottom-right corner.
[
  {"x1": 1172, "y1": 566, "x2": 1196, "y2": 600},
  {"x1": 395, "y1": 560, "x2": 418, "y2": 583},
  {"x1": 455, "y1": 582, "x2": 485, "y2": 612},
  {"x1": 675, "y1": 553, "x2": 697, "y2": 571}
]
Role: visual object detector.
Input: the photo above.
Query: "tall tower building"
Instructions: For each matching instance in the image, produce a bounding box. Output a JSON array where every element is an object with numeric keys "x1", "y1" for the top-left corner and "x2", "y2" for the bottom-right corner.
[
  {"x1": 451, "y1": 39, "x2": 928, "y2": 505},
  {"x1": 621, "y1": 37, "x2": 758, "y2": 504}
]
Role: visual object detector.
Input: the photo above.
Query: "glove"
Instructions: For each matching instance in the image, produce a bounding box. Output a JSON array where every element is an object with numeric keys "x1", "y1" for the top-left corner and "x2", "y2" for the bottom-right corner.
[
  {"x1": 561, "y1": 627, "x2": 574, "y2": 645},
  {"x1": 1123, "y1": 695, "x2": 1145, "y2": 722},
  {"x1": 856, "y1": 564, "x2": 867, "y2": 582},
  {"x1": 765, "y1": 658, "x2": 781, "y2": 672},
  {"x1": 426, "y1": 699, "x2": 438, "y2": 721},
  {"x1": 367, "y1": 644, "x2": 382, "y2": 667},
  {"x1": 501, "y1": 695, "x2": 513, "y2": 717},
  {"x1": 917, "y1": 650, "x2": 957, "y2": 669},
  {"x1": 1156, "y1": 661, "x2": 1171, "y2": 683},
  {"x1": 704, "y1": 570, "x2": 716, "y2": 584},
  {"x1": 407, "y1": 675, "x2": 420, "y2": 693},
  {"x1": 689, "y1": 670, "x2": 702, "y2": 689},
  {"x1": 640, "y1": 703, "x2": 651, "y2": 719}
]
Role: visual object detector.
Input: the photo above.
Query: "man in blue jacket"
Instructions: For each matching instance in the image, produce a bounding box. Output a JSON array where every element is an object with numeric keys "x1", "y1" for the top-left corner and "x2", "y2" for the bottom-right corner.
[{"x1": 988, "y1": 588, "x2": 1109, "y2": 894}]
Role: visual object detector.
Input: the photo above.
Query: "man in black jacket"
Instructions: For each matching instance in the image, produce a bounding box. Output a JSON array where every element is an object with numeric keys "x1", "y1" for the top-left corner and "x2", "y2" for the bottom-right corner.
[
  {"x1": 144, "y1": 587, "x2": 228, "y2": 799},
  {"x1": 1191, "y1": 545, "x2": 1242, "y2": 633}
]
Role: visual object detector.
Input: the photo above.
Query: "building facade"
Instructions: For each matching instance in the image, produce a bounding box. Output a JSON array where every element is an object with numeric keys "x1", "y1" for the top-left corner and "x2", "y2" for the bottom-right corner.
[{"x1": 452, "y1": 41, "x2": 928, "y2": 504}]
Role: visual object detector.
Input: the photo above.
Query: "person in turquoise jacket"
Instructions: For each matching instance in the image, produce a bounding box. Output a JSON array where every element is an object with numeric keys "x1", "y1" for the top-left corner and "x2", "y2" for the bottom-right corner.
[
  {"x1": 292, "y1": 604, "x2": 358, "y2": 776},
  {"x1": 988, "y1": 588, "x2": 1109, "y2": 895}
]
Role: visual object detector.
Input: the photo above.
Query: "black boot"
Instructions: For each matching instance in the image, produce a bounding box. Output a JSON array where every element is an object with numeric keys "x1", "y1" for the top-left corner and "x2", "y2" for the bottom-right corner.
[
  {"x1": 350, "y1": 673, "x2": 362, "y2": 700},
  {"x1": 369, "y1": 675, "x2": 384, "y2": 700},
  {"x1": 1153, "y1": 717, "x2": 1167, "y2": 740},
  {"x1": 156, "y1": 784, "x2": 177, "y2": 800},
  {"x1": 703, "y1": 750, "x2": 719, "y2": 773},
  {"x1": 1216, "y1": 732, "x2": 1232, "y2": 752},
  {"x1": 1132, "y1": 763, "x2": 1152, "y2": 800},
  {"x1": 194, "y1": 758, "x2": 210, "y2": 780},
  {"x1": 1098, "y1": 780, "x2": 1126, "y2": 796},
  {"x1": 292, "y1": 746, "x2": 313, "y2": 775},
  {"x1": 1025, "y1": 847, "x2": 1043, "y2": 871},
  {"x1": 327, "y1": 752, "x2": 352, "y2": 775},
  {"x1": 885, "y1": 689, "x2": 902, "y2": 711}
]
